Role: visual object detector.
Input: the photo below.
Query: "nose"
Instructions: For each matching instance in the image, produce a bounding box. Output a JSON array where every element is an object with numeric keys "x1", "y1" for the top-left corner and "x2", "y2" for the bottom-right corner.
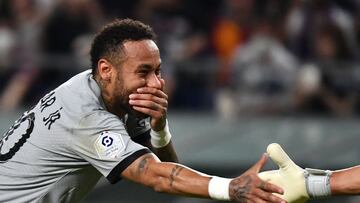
[{"x1": 147, "y1": 73, "x2": 161, "y2": 89}]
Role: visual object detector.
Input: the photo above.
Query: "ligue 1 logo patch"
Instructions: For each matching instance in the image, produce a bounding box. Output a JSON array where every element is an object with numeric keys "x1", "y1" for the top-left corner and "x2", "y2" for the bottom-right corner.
[{"x1": 95, "y1": 131, "x2": 125, "y2": 159}]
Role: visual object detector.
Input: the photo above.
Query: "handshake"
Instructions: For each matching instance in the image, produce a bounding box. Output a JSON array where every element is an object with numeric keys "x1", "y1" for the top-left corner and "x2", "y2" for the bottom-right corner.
[{"x1": 259, "y1": 143, "x2": 333, "y2": 203}]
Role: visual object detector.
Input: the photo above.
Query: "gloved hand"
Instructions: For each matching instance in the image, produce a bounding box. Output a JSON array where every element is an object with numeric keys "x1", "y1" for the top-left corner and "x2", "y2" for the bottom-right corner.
[{"x1": 258, "y1": 143, "x2": 309, "y2": 203}]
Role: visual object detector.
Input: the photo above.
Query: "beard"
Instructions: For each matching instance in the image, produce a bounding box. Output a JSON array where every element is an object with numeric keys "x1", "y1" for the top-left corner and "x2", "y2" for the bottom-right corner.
[{"x1": 113, "y1": 74, "x2": 149, "y2": 119}]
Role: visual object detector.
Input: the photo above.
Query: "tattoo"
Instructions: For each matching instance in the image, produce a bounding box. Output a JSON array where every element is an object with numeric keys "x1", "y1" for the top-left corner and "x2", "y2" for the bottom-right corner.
[
  {"x1": 230, "y1": 175, "x2": 252, "y2": 203},
  {"x1": 137, "y1": 154, "x2": 153, "y2": 175},
  {"x1": 169, "y1": 165, "x2": 184, "y2": 188}
]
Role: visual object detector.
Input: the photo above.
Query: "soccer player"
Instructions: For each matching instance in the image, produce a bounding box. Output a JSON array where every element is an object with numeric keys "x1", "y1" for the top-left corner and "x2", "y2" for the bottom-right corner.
[
  {"x1": 259, "y1": 143, "x2": 360, "y2": 203},
  {"x1": 0, "y1": 19, "x2": 286, "y2": 203}
]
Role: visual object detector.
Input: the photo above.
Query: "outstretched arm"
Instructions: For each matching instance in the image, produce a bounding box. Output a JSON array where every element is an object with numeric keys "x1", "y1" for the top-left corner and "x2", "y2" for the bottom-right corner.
[
  {"x1": 331, "y1": 166, "x2": 360, "y2": 195},
  {"x1": 121, "y1": 152, "x2": 286, "y2": 203},
  {"x1": 259, "y1": 143, "x2": 360, "y2": 203}
]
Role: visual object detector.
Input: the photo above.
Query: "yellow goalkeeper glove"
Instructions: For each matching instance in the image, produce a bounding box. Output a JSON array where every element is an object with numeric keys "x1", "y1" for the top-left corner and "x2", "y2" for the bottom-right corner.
[{"x1": 259, "y1": 143, "x2": 332, "y2": 203}]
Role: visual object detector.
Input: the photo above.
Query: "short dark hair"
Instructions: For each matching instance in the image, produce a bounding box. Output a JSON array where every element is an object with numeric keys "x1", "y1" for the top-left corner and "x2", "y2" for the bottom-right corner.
[{"x1": 90, "y1": 18, "x2": 156, "y2": 75}]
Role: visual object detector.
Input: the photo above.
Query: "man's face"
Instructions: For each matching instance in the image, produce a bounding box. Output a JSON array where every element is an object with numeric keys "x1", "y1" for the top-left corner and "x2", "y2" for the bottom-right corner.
[{"x1": 111, "y1": 40, "x2": 162, "y2": 117}]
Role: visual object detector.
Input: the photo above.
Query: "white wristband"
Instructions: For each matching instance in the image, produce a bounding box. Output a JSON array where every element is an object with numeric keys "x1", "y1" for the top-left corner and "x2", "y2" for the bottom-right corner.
[
  {"x1": 305, "y1": 168, "x2": 332, "y2": 199},
  {"x1": 208, "y1": 176, "x2": 232, "y2": 201},
  {"x1": 150, "y1": 120, "x2": 172, "y2": 148}
]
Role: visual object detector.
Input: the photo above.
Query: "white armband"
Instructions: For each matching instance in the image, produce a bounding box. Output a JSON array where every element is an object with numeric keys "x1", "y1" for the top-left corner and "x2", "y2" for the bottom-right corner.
[
  {"x1": 305, "y1": 168, "x2": 332, "y2": 199},
  {"x1": 208, "y1": 176, "x2": 232, "y2": 201},
  {"x1": 150, "y1": 120, "x2": 172, "y2": 148}
]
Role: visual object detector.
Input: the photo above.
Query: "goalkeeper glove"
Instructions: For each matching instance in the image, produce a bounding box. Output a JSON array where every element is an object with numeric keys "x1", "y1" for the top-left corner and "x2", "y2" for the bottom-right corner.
[{"x1": 259, "y1": 143, "x2": 332, "y2": 203}]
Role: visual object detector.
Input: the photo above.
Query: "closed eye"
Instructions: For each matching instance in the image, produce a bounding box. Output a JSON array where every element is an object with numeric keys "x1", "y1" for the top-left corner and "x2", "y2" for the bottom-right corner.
[
  {"x1": 136, "y1": 64, "x2": 161, "y2": 77},
  {"x1": 136, "y1": 65, "x2": 152, "y2": 76},
  {"x1": 138, "y1": 69, "x2": 149, "y2": 75}
]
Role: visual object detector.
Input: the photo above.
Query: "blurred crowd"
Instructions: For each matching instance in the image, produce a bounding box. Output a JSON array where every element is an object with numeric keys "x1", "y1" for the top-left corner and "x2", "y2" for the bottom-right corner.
[{"x1": 0, "y1": 0, "x2": 359, "y2": 118}]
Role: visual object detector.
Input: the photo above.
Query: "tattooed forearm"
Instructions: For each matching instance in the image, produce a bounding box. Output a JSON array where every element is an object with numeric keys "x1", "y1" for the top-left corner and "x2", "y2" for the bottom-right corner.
[
  {"x1": 229, "y1": 175, "x2": 252, "y2": 202},
  {"x1": 169, "y1": 165, "x2": 184, "y2": 187},
  {"x1": 137, "y1": 154, "x2": 153, "y2": 175}
]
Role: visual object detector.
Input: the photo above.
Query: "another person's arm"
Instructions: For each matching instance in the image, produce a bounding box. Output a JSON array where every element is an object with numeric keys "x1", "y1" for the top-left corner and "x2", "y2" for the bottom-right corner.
[
  {"x1": 259, "y1": 143, "x2": 360, "y2": 203},
  {"x1": 121, "y1": 152, "x2": 286, "y2": 203},
  {"x1": 330, "y1": 166, "x2": 360, "y2": 195}
]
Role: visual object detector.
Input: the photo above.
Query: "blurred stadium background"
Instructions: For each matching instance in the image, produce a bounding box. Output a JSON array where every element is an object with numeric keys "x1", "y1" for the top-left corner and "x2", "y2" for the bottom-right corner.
[{"x1": 0, "y1": 0, "x2": 359, "y2": 202}]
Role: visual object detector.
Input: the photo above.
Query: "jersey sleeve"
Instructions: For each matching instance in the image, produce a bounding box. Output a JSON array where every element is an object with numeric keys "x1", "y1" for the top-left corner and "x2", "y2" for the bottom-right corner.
[{"x1": 71, "y1": 111, "x2": 151, "y2": 184}]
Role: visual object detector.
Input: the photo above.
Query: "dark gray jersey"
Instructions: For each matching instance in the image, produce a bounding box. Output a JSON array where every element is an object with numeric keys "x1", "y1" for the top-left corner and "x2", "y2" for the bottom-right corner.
[{"x1": 0, "y1": 70, "x2": 151, "y2": 202}]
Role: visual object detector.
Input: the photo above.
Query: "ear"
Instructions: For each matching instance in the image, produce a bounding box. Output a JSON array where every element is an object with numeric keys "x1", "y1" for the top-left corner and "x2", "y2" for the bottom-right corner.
[{"x1": 97, "y1": 59, "x2": 113, "y2": 81}]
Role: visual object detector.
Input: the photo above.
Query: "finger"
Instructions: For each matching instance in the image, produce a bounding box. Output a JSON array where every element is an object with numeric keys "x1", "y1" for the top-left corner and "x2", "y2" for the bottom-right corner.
[
  {"x1": 129, "y1": 99, "x2": 159, "y2": 110},
  {"x1": 250, "y1": 196, "x2": 267, "y2": 203},
  {"x1": 129, "y1": 94, "x2": 168, "y2": 107},
  {"x1": 133, "y1": 106, "x2": 164, "y2": 119},
  {"x1": 137, "y1": 87, "x2": 168, "y2": 100},
  {"x1": 254, "y1": 189, "x2": 286, "y2": 203},
  {"x1": 268, "y1": 194, "x2": 287, "y2": 203},
  {"x1": 267, "y1": 143, "x2": 297, "y2": 170},
  {"x1": 130, "y1": 100, "x2": 166, "y2": 114},
  {"x1": 259, "y1": 181, "x2": 284, "y2": 195},
  {"x1": 250, "y1": 153, "x2": 268, "y2": 173}
]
